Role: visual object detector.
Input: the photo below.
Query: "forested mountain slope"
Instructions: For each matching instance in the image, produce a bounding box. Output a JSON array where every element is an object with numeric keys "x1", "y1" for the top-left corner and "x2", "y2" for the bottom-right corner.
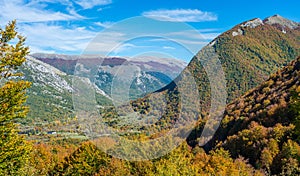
[
  {"x1": 108, "y1": 15, "x2": 300, "y2": 136},
  {"x1": 199, "y1": 57, "x2": 300, "y2": 175}
]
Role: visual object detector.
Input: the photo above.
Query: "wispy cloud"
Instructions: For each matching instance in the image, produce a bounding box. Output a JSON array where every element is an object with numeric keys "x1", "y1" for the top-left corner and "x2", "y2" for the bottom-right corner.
[
  {"x1": 83, "y1": 31, "x2": 126, "y2": 54},
  {"x1": 165, "y1": 30, "x2": 220, "y2": 41},
  {"x1": 20, "y1": 23, "x2": 97, "y2": 54},
  {"x1": 75, "y1": 0, "x2": 112, "y2": 9},
  {"x1": 142, "y1": 9, "x2": 217, "y2": 22},
  {"x1": 94, "y1": 21, "x2": 114, "y2": 28},
  {"x1": 0, "y1": 0, "x2": 82, "y2": 24},
  {"x1": 200, "y1": 33, "x2": 220, "y2": 40},
  {"x1": 0, "y1": 0, "x2": 101, "y2": 54},
  {"x1": 27, "y1": 0, "x2": 73, "y2": 6},
  {"x1": 197, "y1": 28, "x2": 223, "y2": 33},
  {"x1": 163, "y1": 46, "x2": 175, "y2": 50}
]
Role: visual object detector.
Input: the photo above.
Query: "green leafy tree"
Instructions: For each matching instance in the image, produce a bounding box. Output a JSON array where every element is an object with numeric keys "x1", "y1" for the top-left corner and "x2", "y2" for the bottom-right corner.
[{"x1": 0, "y1": 20, "x2": 31, "y2": 175}]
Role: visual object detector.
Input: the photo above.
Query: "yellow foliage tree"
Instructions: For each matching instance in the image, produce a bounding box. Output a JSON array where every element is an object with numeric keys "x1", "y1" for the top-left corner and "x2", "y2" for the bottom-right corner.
[{"x1": 0, "y1": 20, "x2": 31, "y2": 175}]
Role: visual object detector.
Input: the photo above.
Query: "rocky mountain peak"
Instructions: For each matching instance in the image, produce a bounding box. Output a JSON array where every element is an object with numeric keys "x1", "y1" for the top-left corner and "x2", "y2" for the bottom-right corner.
[{"x1": 263, "y1": 14, "x2": 299, "y2": 29}]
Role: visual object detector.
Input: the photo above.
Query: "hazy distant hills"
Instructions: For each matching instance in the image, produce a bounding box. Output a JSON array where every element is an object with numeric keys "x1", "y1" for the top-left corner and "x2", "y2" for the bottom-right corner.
[
  {"x1": 20, "y1": 56, "x2": 74, "y2": 124},
  {"x1": 31, "y1": 53, "x2": 187, "y2": 99},
  {"x1": 19, "y1": 54, "x2": 186, "y2": 127},
  {"x1": 20, "y1": 56, "x2": 112, "y2": 125}
]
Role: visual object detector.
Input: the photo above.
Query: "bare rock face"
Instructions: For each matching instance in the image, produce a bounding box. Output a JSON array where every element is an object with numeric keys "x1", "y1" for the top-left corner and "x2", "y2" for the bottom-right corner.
[
  {"x1": 232, "y1": 18, "x2": 263, "y2": 37},
  {"x1": 240, "y1": 18, "x2": 264, "y2": 28},
  {"x1": 264, "y1": 14, "x2": 299, "y2": 29},
  {"x1": 232, "y1": 28, "x2": 244, "y2": 37}
]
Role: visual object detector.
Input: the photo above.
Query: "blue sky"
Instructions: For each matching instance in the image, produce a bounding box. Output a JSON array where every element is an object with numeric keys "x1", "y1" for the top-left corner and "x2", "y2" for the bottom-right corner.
[{"x1": 0, "y1": 0, "x2": 299, "y2": 62}]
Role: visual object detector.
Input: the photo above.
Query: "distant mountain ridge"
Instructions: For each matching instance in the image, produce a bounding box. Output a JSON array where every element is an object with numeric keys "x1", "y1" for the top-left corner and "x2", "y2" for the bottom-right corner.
[
  {"x1": 19, "y1": 56, "x2": 111, "y2": 128},
  {"x1": 18, "y1": 54, "x2": 186, "y2": 128},
  {"x1": 20, "y1": 56, "x2": 74, "y2": 125},
  {"x1": 30, "y1": 54, "x2": 187, "y2": 99},
  {"x1": 30, "y1": 53, "x2": 186, "y2": 76}
]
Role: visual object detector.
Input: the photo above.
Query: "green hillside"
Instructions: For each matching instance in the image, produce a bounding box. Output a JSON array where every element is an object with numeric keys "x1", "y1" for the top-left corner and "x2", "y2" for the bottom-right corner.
[{"x1": 213, "y1": 16, "x2": 300, "y2": 99}]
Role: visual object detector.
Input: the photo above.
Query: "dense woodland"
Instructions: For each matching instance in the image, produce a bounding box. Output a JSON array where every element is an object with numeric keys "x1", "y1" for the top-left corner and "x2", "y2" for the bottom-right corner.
[{"x1": 1, "y1": 18, "x2": 300, "y2": 176}]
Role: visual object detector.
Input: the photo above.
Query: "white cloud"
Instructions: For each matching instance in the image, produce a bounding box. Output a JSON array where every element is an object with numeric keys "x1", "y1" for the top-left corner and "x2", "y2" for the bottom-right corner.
[
  {"x1": 198, "y1": 28, "x2": 222, "y2": 33},
  {"x1": 146, "y1": 29, "x2": 220, "y2": 54},
  {"x1": 142, "y1": 9, "x2": 217, "y2": 22},
  {"x1": 27, "y1": 0, "x2": 72, "y2": 6},
  {"x1": 165, "y1": 30, "x2": 220, "y2": 41},
  {"x1": 0, "y1": 0, "x2": 95, "y2": 54},
  {"x1": 94, "y1": 21, "x2": 114, "y2": 28},
  {"x1": 163, "y1": 46, "x2": 175, "y2": 50},
  {"x1": 82, "y1": 31, "x2": 126, "y2": 54},
  {"x1": 0, "y1": 0, "x2": 82, "y2": 24},
  {"x1": 111, "y1": 43, "x2": 136, "y2": 53},
  {"x1": 200, "y1": 33, "x2": 220, "y2": 40},
  {"x1": 75, "y1": 0, "x2": 112, "y2": 9},
  {"x1": 29, "y1": 46, "x2": 57, "y2": 54},
  {"x1": 19, "y1": 23, "x2": 96, "y2": 54}
]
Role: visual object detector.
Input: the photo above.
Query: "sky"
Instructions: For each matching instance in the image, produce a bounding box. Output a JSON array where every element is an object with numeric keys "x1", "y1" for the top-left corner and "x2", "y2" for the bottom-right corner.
[{"x1": 0, "y1": 0, "x2": 299, "y2": 62}]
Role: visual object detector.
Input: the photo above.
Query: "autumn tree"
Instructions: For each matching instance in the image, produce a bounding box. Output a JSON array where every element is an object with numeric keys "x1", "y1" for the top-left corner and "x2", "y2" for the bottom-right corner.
[
  {"x1": 290, "y1": 88, "x2": 300, "y2": 143},
  {"x1": 0, "y1": 20, "x2": 31, "y2": 175},
  {"x1": 50, "y1": 142, "x2": 111, "y2": 175}
]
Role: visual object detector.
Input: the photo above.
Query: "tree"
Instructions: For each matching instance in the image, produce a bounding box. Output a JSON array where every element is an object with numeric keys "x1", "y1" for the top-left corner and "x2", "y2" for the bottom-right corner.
[
  {"x1": 50, "y1": 142, "x2": 111, "y2": 175},
  {"x1": 290, "y1": 88, "x2": 300, "y2": 143},
  {"x1": 0, "y1": 20, "x2": 31, "y2": 175}
]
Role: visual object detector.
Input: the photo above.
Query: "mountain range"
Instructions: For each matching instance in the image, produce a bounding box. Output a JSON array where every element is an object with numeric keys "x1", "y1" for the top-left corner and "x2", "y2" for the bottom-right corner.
[
  {"x1": 15, "y1": 14, "x2": 300, "y2": 175},
  {"x1": 19, "y1": 54, "x2": 186, "y2": 129}
]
